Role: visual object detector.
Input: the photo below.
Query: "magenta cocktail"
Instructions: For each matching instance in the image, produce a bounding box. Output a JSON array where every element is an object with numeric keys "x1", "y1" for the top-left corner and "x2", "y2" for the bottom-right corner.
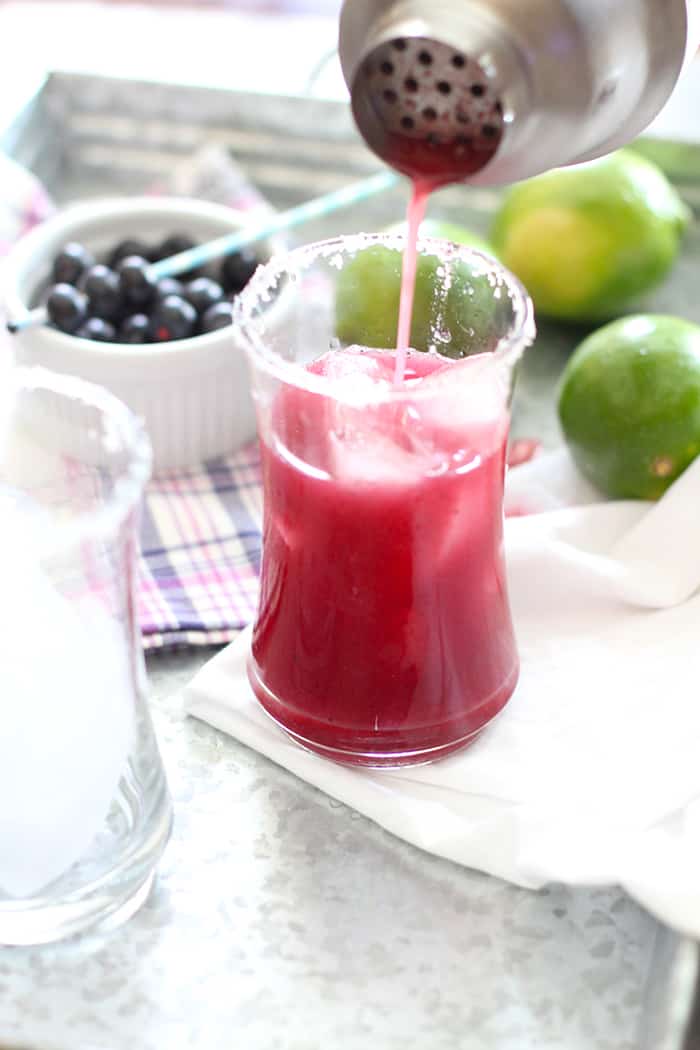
[{"x1": 235, "y1": 235, "x2": 534, "y2": 766}]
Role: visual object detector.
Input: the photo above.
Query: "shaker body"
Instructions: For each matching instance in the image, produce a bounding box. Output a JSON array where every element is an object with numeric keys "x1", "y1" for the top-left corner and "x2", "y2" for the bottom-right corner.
[{"x1": 339, "y1": 0, "x2": 696, "y2": 185}]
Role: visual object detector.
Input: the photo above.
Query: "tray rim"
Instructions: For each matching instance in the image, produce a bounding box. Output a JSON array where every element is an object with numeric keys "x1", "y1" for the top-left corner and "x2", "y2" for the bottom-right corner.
[{"x1": 4, "y1": 70, "x2": 700, "y2": 186}]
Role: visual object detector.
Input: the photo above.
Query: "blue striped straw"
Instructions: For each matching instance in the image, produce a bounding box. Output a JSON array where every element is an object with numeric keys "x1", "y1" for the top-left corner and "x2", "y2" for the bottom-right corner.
[{"x1": 149, "y1": 170, "x2": 401, "y2": 280}]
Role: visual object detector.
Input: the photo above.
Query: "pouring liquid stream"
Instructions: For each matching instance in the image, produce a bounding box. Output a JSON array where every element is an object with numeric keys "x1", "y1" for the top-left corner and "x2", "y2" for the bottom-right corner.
[{"x1": 394, "y1": 179, "x2": 432, "y2": 385}]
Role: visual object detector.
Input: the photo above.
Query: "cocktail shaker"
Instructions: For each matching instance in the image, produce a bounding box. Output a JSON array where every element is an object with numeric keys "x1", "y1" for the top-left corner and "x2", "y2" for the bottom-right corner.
[{"x1": 339, "y1": 0, "x2": 700, "y2": 185}]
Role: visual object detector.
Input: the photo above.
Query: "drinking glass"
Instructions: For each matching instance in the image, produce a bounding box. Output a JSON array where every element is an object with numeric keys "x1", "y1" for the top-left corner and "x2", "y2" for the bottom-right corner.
[
  {"x1": 234, "y1": 234, "x2": 535, "y2": 767},
  {"x1": 0, "y1": 367, "x2": 172, "y2": 944}
]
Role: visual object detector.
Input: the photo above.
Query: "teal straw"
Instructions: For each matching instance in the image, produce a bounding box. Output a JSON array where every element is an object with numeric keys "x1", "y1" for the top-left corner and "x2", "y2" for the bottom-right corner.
[{"x1": 149, "y1": 170, "x2": 401, "y2": 280}]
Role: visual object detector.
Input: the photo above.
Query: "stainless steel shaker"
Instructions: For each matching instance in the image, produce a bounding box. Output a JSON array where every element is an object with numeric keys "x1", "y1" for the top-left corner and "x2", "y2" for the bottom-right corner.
[{"x1": 339, "y1": 0, "x2": 700, "y2": 185}]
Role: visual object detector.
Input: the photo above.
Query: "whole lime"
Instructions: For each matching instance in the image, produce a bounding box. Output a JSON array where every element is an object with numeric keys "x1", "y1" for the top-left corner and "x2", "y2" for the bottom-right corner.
[
  {"x1": 491, "y1": 150, "x2": 690, "y2": 323},
  {"x1": 335, "y1": 242, "x2": 513, "y2": 358},
  {"x1": 558, "y1": 314, "x2": 700, "y2": 499}
]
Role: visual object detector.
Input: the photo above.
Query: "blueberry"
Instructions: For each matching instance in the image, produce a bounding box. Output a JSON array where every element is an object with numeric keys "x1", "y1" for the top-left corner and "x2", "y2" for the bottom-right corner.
[
  {"x1": 46, "y1": 283, "x2": 89, "y2": 333},
  {"x1": 156, "y1": 277, "x2": 185, "y2": 300},
  {"x1": 116, "y1": 255, "x2": 158, "y2": 308},
  {"x1": 75, "y1": 317, "x2": 117, "y2": 342},
  {"x1": 221, "y1": 249, "x2": 258, "y2": 293},
  {"x1": 52, "y1": 243, "x2": 94, "y2": 286},
  {"x1": 151, "y1": 294, "x2": 197, "y2": 342},
  {"x1": 184, "y1": 277, "x2": 224, "y2": 316},
  {"x1": 108, "y1": 238, "x2": 153, "y2": 268},
  {"x1": 154, "y1": 234, "x2": 196, "y2": 261},
  {"x1": 78, "y1": 264, "x2": 122, "y2": 320},
  {"x1": 200, "y1": 301, "x2": 232, "y2": 333},
  {"x1": 119, "y1": 313, "x2": 152, "y2": 344},
  {"x1": 154, "y1": 234, "x2": 201, "y2": 279}
]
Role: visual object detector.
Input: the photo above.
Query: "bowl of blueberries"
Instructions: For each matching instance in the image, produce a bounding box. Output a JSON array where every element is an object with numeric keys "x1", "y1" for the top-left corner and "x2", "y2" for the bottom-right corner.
[{"x1": 3, "y1": 196, "x2": 276, "y2": 472}]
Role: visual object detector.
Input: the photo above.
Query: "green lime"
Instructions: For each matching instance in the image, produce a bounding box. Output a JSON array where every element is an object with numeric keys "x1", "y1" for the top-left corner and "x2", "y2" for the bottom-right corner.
[
  {"x1": 385, "y1": 218, "x2": 495, "y2": 256},
  {"x1": 491, "y1": 149, "x2": 690, "y2": 323},
  {"x1": 558, "y1": 314, "x2": 700, "y2": 499},
  {"x1": 335, "y1": 242, "x2": 512, "y2": 358}
]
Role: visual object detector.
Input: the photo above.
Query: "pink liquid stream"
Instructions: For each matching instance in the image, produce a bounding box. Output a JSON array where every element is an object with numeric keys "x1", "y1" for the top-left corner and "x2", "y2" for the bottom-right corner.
[{"x1": 393, "y1": 179, "x2": 433, "y2": 386}]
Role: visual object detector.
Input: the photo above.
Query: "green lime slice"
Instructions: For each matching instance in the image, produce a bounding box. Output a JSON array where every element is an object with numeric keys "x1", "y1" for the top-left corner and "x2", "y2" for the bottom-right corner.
[{"x1": 335, "y1": 243, "x2": 513, "y2": 358}]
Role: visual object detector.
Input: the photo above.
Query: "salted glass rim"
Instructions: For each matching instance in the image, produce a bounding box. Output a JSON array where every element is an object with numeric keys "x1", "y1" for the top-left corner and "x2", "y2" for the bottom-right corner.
[
  {"x1": 233, "y1": 232, "x2": 536, "y2": 400},
  {"x1": 2, "y1": 366, "x2": 152, "y2": 555}
]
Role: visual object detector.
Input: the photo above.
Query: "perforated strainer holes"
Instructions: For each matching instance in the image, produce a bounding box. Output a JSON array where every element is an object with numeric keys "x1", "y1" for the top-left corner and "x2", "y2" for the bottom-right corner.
[{"x1": 356, "y1": 35, "x2": 505, "y2": 178}]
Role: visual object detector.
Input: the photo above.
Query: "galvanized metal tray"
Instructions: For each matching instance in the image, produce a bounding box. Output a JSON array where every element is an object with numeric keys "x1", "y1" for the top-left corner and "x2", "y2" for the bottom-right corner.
[{"x1": 2, "y1": 72, "x2": 699, "y2": 1050}]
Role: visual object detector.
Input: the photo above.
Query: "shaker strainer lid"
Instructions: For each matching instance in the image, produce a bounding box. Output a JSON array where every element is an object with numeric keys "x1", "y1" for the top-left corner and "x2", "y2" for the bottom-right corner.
[{"x1": 350, "y1": 35, "x2": 505, "y2": 182}]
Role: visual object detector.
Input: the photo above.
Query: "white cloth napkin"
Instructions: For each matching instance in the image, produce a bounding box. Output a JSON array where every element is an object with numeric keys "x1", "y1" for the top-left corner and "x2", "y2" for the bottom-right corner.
[{"x1": 184, "y1": 450, "x2": 700, "y2": 938}]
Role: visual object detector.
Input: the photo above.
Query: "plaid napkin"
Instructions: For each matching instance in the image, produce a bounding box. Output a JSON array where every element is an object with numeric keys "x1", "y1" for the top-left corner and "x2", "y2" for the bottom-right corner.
[{"x1": 139, "y1": 441, "x2": 263, "y2": 650}]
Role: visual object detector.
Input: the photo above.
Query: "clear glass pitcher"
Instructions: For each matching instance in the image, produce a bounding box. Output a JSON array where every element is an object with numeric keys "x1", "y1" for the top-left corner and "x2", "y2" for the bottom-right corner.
[
  {"x1": 0, "y1": 367, "x2": 172, "y2": 944},
  {"x1": 234, "y1": 234, "x2": 535, "y2": 767}
]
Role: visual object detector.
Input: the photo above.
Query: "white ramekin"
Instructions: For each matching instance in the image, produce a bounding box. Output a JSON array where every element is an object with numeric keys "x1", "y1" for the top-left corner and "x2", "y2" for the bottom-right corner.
[{"x1": 2, "y1": 197, "x2": 277, "y2": 475}]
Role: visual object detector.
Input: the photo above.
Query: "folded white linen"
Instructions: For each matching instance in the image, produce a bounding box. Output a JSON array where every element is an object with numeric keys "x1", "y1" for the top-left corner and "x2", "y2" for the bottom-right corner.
[{"x1": 185, "y1": 450, "x2": 700, "y2": 937}]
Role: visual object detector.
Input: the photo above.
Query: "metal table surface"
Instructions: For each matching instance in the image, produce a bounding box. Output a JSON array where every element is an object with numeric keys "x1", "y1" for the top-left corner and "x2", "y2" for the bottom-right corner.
[{"x1": 0, "y1": 644, "x2": 662, "y2": 1050}]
